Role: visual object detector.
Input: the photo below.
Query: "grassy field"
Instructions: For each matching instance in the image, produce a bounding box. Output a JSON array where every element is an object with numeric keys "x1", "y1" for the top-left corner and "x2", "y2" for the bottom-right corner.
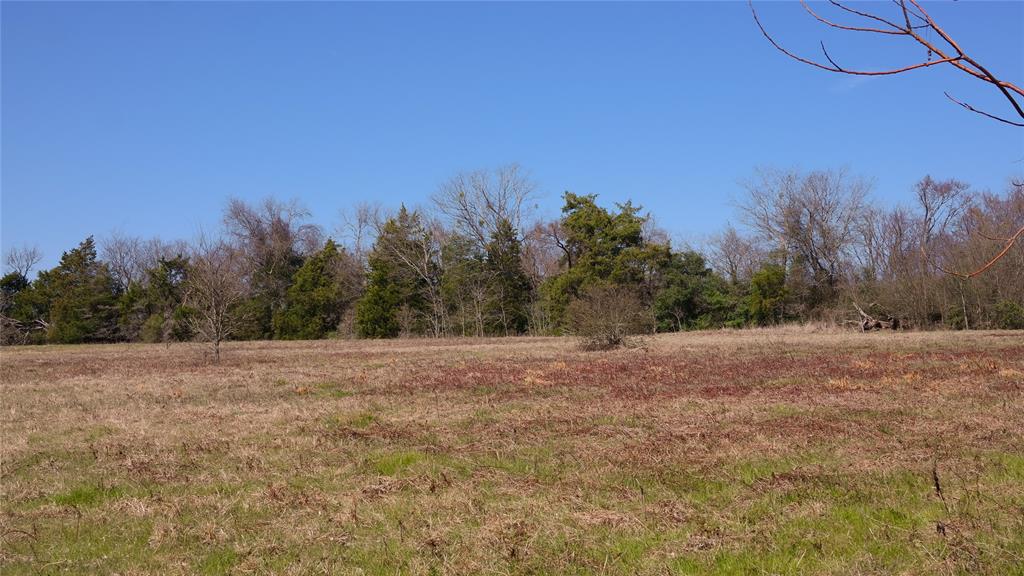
[{"x1": 1, "y1": 329, "x2": 1023, "y2": 575}]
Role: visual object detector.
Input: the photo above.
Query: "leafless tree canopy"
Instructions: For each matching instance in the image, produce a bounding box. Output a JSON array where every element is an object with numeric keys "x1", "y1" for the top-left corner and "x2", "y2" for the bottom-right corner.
[
  {"x1": 847, "y1": 178, "x2": 1023, "y2": 328},
  {"x1": 916, "y1": 177, "x2": 1024, "y2": 280},
  {"x1": 101, "y1": 232, "x2": 145, "y2": 292},
  {"x1": 521, "y1": 221, "x2": 566, "y2": 284},
  {"x1": 336, "y1": 201, "x2": 384, "y2": 264},
  {"x1": 223, "y1": 197, "x2": 323, "y2": 278},
  {"x1": 4, "y1": 244, "x2": 43, "y2": 278},
  {"x1": 566, "y1": 284, "x2": 653, "y2": 350},
  {"x1": 739, "y1": 168, "x2": 870, "y2": 288},
  {"x1": 139, "y1": 238, "x2": 191, "y2": 270},
  {"x1": 183, "y1": 238, "x2": 248, "y2": 361},
  {"x1": 707, "y1": 225, "x2": 764, "y2": 284},
  {"x1": 750, "y1": 0, "x2": 1024, "y2": 127},
  {"x1": 433, "y1": 164, "x2": 537, "y2": 249},
  {"x1": 101, "y1": 233, "x2": 192, "y2": 293},
  {"x1": 641, "y1": 214, "x2": 672, "y2": 248}
]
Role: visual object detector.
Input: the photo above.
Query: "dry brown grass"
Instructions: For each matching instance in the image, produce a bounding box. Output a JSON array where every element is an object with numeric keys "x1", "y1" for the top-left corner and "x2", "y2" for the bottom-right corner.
[{"x1": 2, "y1": 329, "x2": 1023, "y2": 574}]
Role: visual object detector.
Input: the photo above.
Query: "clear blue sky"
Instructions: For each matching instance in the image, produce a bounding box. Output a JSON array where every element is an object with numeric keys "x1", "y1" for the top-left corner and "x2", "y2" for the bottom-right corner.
[{"x1": 2, "y1": 1, "x2": 1022, "y2": 268}]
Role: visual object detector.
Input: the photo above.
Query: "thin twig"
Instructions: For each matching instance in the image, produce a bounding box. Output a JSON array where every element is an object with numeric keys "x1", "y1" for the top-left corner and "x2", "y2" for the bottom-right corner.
[
  {"x1": 750, "y1": 0, "x2": 1024, "y2": 123},
  {"x1": 945, "y1": 92, "x2": 1024, "y2": 127}
]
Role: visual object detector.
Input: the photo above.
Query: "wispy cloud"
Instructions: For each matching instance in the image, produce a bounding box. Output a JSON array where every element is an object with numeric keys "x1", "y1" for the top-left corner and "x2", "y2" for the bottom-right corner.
[{"x1": 830, "y1": 75, "x2": 877, "y2": 93}]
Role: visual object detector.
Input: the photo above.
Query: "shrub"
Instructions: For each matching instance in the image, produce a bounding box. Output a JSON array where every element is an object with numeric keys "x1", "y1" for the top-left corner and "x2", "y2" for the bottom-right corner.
[
  {"x1": 945, "y1": 305, "x2": 967, "y2": 330},
  {"x1": 566, "y1": 284, "x2": 653, "y2": 350},
  {"x1": 747, "y1": 264, "x2": 787, "y2": 326},
  {"x1": 140, "y1": 313, "x2": 165, "y2": 343},
  {"x1": 994, "y1": 300, "x2": 1024, "y2": 329}
]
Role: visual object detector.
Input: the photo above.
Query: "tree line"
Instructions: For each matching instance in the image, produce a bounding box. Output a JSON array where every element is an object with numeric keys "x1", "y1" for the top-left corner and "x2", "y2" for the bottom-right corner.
[{"x1": 3, "y1": 165, "x2": 1022, "y2": 352}]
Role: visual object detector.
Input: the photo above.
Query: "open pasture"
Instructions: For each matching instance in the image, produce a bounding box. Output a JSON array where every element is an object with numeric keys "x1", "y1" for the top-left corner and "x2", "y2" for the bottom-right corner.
[{"x1": 2, "y1": 329, "x2": 1023, "y2": 575}]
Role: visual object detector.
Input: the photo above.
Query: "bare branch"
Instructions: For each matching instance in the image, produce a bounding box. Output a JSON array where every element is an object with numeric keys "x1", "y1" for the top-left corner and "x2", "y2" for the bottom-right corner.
[
  {"x1": 101, "y1": 231, "x2": 144, "y2": 292},
  {"x1": 184, "y1": 236, "x2": 249, "y2": 362},
  {"x1": 929, "y1": 224, "x2": 1024, "y2": 280},
  {"x1": 750, "y1": 0, "x2": 1024, "y2": 124},
  {"x1": 433, "y1": 164, "x2": 537, "y2": 251},
  {"x1": 945, "y1": 92, "x2": 1024, "y2": 128},
  {"x1": 4, "y1": 245, "x2": 43, "y2": 278},
  {"x1": 801, "y1": 1, "x2": 906, "y2": 35},
  {"x1": 750, "y1": 2, "x2": 962, "y2": 77},
  {"x1": 829, "y1": 0, "x2": 905, "y2": 32}
]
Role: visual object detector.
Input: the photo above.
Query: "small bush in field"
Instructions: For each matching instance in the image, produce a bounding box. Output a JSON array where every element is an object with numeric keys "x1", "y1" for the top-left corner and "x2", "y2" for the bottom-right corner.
[
  {"x1": 566, "y1": 284, "x2": 653, "y2": 350},
  {"x1": 994, "y1": 300, "x2": 1024, "y2": 329}
]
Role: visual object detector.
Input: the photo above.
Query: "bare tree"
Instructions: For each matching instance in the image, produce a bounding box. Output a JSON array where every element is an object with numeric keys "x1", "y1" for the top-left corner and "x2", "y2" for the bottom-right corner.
[
  {"x1": 917, "y1": 177, "x2": 972, "y2": 246},
  {"x1": 959, "y1": 184, "x2": 1024, "y2": 306},
  {"x1": 739, "y1": 168, "x2": 870, "y2": 290},
  {"x1": 850, "y1": 205, "x2": 934, "y2": 326},
  {"x1": 843, "y1": 177, "x2": 1023, "y2": 328},
  {"x1": 521, "y1": 221, "x2": 566, "y2": 285},
  {"x1": 433, "y1": 164, "x2": 538, "y2": 251},
  {"x1": 751, "y1": 2, "x2": 1024, "y2": 278},
  {"x1": 223, "y1": 197, "x2": 323, "y2": 277},
  {"x1": 750, "y1": 0, "x2": 1024, "y2": 126},
  {"x1": 707, "y1": 225, "x2": 764, "y2": 284},
  {"x1": 566, "y1": 284, "x2": 653, "y2": 350},
  {"x1": 4, "y1": 245, "x2": 43, "y2": 278},
  {"x1": 909, "y1": 176, "x2": 1021, "y2": 281},
  {"x1": 918, "y1": 176, "x2": 1024, "y2": 275},
  {"x1": 222, "y1": 197, "x2": 323, "y2": 333},
  {"x1": 100, "y1": 232, "x2": 145, "y2": 292},
  {"x1": 137, "y1": 238, "x2": 191, "y2": 272},
  {"x1": 336, "y1": 201, "x2": 383, "y2": 264},
  {"x1": 184, "y1": 238, "x2": 248, "y2": 362},
  {"x1": 641, "y1": 213, "x2": 672, "y2": 247},
  {"x1": 518, "y1": 220, "x2": 565, "y2": 334},
  {"x1": 395, "y1": 218, "x2": 447, "y2": 338}
]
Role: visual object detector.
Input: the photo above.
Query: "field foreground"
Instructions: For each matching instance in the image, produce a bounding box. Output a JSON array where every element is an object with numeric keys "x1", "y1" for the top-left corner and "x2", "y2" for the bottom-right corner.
[{"x1": 2, "y1": 330, "x2": 1023, "y2": 575}]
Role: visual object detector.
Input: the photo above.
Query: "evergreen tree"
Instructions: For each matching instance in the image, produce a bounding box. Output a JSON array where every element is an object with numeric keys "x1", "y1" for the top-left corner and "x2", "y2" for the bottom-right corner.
[
  {"x1": 356, "y1": 260, "x2": 403, "y2": 338},
  {"x1": 133, "y1": 256, "x2": 192, "y2": 343},
  {"x1": 440, "y1": 234, "x2": 489, "y2": 337},
  {"x1": 0, "y1": 272, "x2": 29, "y2": 299},
  {"x1": 748, "y1": 264, "x2": 788, "y2": 325},
  {"x1": 273, "y1": 239, "x2": 354, "y2": 339},
  {"x1": 45, "y1": 237, "x2": 120, "y2": 343},
  {"x1": 355, "y1": 207, "x2": 429, "y2": 338},
  {"x1": 652, "y1": 251, "x2": 732, "y2": 331},
  {"x1": 485, "y1": 219, "x2": 532, "y2": 335},
  {"x1": 1, "y1": 272, "x2": 39, "y2": 344},
  {"x1": 540, "y1": 193, "x2": 668, "y2": 329}
]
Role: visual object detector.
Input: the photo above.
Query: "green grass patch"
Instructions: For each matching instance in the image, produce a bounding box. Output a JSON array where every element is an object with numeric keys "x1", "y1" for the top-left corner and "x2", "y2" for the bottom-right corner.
[
  {"x1": 52, "y1": 483, "x2": 124, "y2": 507},
  {"x1": 2, "y1": 516, "x2": 155, "y2": 575},
  {"x1": 316, "y1": 381, "x2": 354, "y2": 398},
  {"x1": 369, "y1": 450, "x2": 424, "y2": 476},
  {"x1": 324, "y1": 410, "x2": 377, "y2": 431},
  {"x1": 196, "y1": 547, "x2": 239, "y2": 575},
  {"x1": 473, "y1": 445, "x2": 564, "y2": 483}
]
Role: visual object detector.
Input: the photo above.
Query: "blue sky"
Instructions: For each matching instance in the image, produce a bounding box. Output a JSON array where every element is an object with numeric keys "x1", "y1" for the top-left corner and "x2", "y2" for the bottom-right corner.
[{"x1": 2, "y1": 1, "x2": 1022, "y2": 268}]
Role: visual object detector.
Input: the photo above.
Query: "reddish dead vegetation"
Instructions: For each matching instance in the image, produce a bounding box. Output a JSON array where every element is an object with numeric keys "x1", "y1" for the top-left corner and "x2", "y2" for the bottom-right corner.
[
  {"x1": 403, "y1": 346, "x2": 1024, "y2": 401},
  {"x1": 2, "y1": 332, "x2": 1023, "y2": 574}
]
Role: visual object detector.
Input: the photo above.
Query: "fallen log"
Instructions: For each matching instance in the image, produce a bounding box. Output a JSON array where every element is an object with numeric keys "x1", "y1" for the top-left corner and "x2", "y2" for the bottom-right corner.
[{"x1": 852, "y1": 301, "x2": 900, "y2": 332}]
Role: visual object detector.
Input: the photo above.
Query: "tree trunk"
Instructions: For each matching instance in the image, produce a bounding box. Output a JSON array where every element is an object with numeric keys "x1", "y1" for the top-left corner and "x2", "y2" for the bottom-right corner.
[{"x1": 959, "y1": 281, "x2": 970, "y2": 330}]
